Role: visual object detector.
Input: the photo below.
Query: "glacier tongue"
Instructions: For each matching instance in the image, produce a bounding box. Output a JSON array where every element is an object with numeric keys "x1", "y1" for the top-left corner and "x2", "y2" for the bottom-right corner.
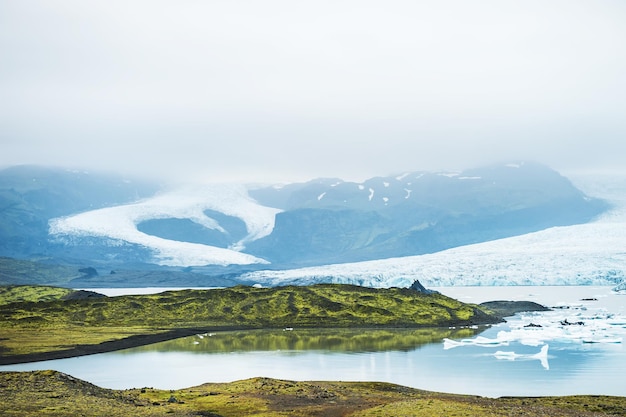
[
  {"x1": 49, "y1": 184, "x2": 281, "y2": 267},
  {"x1": 242, "y1": 173, "x2": 626, "y2": 287}
]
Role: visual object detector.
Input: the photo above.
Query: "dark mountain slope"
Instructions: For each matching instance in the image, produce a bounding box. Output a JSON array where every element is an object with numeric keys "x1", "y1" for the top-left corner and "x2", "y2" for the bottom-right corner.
[
  {"x1": 247, "y1": 162, "x2": 607, "y2": 265},
  {"x1": 0, "y1": 165, "x2": 159, "y2": 258}
]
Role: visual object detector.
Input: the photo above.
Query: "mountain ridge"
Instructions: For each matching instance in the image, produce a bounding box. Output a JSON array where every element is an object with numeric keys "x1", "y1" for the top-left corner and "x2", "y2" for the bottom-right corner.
[
  {"x1": 242, "y1": 172, "x2": 626, "y2": 287},
  {"x1": 0, "y1": 162, "x2": 610, "y2": 286}
]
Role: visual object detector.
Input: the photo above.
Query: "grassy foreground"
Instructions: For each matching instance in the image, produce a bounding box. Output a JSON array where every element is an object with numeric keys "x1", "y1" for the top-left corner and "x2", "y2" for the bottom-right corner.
[
  {"x1": 0, "y1": 284, "x2": 498, "y2": 363},
  {"x1": 2, "y1": 371, "x2": 626, "y2": 417}
]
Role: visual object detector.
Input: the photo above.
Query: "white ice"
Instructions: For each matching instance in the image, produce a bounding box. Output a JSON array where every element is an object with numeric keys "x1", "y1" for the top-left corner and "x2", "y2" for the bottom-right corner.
[
  {"x1": 49, "y1": 184, "x2": 281, "y2": 266},
  {"x1": 493, "y1": 345, "x2": 550, "y2": 370},
  {"x1": 444, "y1": 298, "x2": 625, "y2": 370}
]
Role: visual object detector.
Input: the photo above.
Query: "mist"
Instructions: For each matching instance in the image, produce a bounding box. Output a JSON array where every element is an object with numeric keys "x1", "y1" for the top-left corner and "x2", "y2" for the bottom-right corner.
[{"x1": 2, "y1": 0, "x2": 625, "y2": 182}]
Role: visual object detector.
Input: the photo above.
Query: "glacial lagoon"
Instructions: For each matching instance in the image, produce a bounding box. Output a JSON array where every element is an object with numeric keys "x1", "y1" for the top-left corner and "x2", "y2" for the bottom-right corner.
[{"x1": 2, "y1": 286, "x2": 625, "y2": 398}]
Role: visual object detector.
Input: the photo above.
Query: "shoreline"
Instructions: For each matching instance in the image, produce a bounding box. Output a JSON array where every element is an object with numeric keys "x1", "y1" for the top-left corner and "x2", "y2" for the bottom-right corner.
[
  {"x1": 0, "y1": 299, "x2": 548, "y2": 366},
  {"x1": 0, "y1": 322, "x2": 491, "y2": 366},
  {"x1": 0, "y1": 327, "x2": 226, "y2": 365}
]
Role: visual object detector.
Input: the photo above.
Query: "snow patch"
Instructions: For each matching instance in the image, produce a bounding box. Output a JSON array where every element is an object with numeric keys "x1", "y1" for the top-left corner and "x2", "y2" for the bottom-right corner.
[
  {"x1": 368, "y1": 188, "x2": 375, "y2": 201},
  {"x1": 404, "y1": 189, "x2": 412, "y2": 199},
  {"x1": 317, "y1": 192, "x2": 326, "y2": 201},
  {"x1": 396, "y1": 173, "x2": 410, "y2": 181}
]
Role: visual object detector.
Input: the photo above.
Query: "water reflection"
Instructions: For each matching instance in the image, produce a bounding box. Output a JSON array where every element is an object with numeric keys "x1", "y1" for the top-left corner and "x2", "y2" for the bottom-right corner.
[
  {"x1": 123, "y1": 327, "x2": 485, "y2": 354},
  {"x1": 3, "y1": 287, "x2": 625, "y2": 397}
]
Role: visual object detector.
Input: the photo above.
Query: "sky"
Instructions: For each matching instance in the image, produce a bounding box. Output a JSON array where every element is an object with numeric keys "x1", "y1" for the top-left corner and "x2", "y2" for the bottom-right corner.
[{"x1": 1, "y1": 0, "x2": 626, "y2": 183}]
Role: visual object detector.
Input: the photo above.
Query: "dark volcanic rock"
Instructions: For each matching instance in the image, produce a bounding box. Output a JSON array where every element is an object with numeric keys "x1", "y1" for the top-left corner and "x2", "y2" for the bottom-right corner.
[
  {"x1": 78, "y1": 267, "x2": 99, "y2": 278},
  {"x1": 408, "y1": 279, "x2": 437, "y2": 294},
  {"x1": 479, "y1": 300, "x2": 550, "y2": 318},
  {"x1": 61, "y1": 290, "x2": 106, "y2": 300}
]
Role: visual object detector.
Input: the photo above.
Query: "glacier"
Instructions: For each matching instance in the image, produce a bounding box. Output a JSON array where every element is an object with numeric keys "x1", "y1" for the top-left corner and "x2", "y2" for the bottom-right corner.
[
  {"x1": 241, "y1": 173, "x2": 626, "y2": 287},
  {"x1": 46, "y1": 170, "x2": 626, "y2": 285},
  {"x1": 49, "y1": 184, "x2": 281, "y2": 267}
]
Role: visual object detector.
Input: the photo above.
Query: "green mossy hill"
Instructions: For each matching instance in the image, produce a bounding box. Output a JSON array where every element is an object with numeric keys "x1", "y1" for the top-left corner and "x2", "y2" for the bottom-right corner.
[
  {"x1": 3, "y1": 371, "x2": 626, "y2": 417},
  {"x1": 0, "y1": 284, "x2": 497, "y2": 329},
  {"x1": 0, "y1": 285, "x2": 74, "y2": 305},
  {"x1": 0, "y1": 285, "x2": 104, "y2": 305},
  {"x1": 0, "y1": 284, "x2": 499, "y2": 362}
]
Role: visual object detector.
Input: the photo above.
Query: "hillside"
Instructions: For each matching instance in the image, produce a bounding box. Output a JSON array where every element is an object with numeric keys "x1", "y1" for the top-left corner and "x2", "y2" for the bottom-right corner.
[
  {"x1": 0, "y1": 257, "x2": 240, "y2": 288},
  {"x1": 0, "y1": 165, "x2": 158, "y2": 260},
  {"x1": 247, "y1": 162, "x2": 606, "y2": 266},
  {"x1": 0, "y1": 284, "x2": 498, "y2": 364},
  {"x1": 3, "y1": 371, "x2": 626, "y2": 417}
]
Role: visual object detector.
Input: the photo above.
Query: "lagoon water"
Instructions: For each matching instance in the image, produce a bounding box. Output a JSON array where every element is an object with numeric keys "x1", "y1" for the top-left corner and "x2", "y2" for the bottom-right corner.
[{"x1": 2, "y1": 286, "x2": 625, "y2": 397}]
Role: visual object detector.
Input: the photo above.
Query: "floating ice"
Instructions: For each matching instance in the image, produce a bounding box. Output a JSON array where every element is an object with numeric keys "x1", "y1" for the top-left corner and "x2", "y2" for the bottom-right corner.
[
  {"x1": 494, "y1": 345, "x2": 550, "y2": 370},
  {"x1": 444, "y1": 298, "x2": 626, "y2": 369},
  {"x1": 443, "y1": 336, "x2": 509, "y2": 350}
]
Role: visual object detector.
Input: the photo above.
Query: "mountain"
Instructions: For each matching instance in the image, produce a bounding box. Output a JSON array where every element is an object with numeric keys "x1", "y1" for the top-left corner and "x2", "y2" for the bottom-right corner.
[
  {"x1": 0, "y1": 162, "x2": 609, "y2": 286},
  {"x1": 240, "y1": 173, "x2": 626, "y2": 287},
  {"x1": 246, "y1": 162, "x2": 607, "y2": 266},
  {"x1": 0, "y1": 165, "x2": 159, "y2": 260}
]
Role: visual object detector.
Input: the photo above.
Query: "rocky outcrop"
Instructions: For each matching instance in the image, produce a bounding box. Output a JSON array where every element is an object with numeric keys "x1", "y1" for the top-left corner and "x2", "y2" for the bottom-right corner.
[
  {"x1": 61, "y1": 290, "x2": 106, "y2": 300},
  {"x1": 479, "y1": 300, "x2": 550, "y2": 318},
  {"x1": 408, "y1": 279, "x2": 437, "y2": 294}
]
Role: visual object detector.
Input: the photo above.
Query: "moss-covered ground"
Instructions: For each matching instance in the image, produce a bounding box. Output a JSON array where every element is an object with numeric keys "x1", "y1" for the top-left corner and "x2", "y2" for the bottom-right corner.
[
  {"x1": 0, "y1": 285, "x2": 75, "y2": 305},
  {"x1": 2, "y1": 371, "x2": 625, "y2": 417},
  {"x1": 0, "y1": 284, "x2": 499, "y2": 363}
]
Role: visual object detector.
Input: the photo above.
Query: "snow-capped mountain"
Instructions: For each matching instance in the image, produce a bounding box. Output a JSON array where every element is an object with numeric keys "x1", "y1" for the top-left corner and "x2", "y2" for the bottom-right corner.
[
  {"x1": 0, "y1": 162, "x2": 610, "y2": 284},
  {"x1": 240, "y1": 173, "x2": 626, "y2": 287},
  {"x1": 245, "y1": 162, "x2": 605, "y2": 266}
]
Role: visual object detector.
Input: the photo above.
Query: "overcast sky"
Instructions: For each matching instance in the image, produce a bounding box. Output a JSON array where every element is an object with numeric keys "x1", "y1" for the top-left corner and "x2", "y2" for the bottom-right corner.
[{"x1": 1, "y1": 1, "x2": 625, "y2": 183}]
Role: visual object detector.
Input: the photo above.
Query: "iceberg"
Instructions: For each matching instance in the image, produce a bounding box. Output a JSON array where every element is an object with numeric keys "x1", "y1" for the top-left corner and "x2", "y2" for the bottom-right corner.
[
  {"x1": 494, "y1": 345, "x2": 550, "y2": 370},
  {"x1": 443, "y1": 336, "x2": 509, "y2": 350},
  {"x1": 613, "y1": 281, "x2": 626, "y2": 293}
]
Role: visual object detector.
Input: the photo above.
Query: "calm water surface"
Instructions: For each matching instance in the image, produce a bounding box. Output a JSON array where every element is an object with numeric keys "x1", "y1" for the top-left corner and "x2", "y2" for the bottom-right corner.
[{"x1": 2, "y1": 286, "x2": 625, "y2": 397}]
